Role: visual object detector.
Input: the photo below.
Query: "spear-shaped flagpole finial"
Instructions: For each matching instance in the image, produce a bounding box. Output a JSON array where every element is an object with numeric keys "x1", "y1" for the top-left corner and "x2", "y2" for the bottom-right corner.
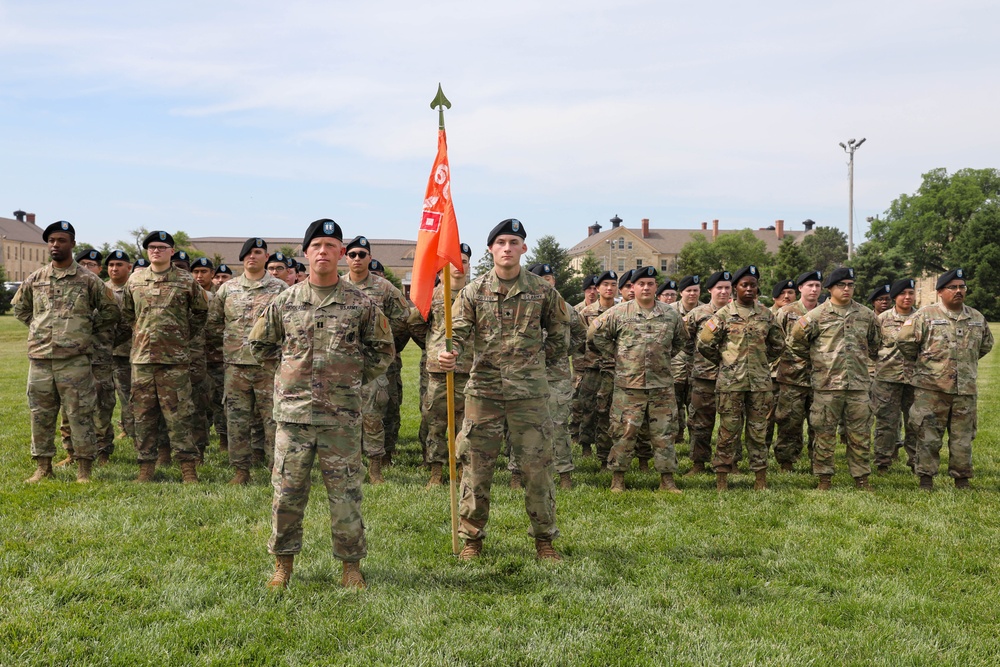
[{"x1": 430, "y1": 83, "x2": 451, "y2": 130}]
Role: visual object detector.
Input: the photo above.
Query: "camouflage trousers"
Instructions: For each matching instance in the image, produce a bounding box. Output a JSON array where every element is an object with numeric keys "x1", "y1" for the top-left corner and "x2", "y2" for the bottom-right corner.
[
  {"x1": 112, "y1": 356, "x2": 135, "y2": 440},
  {"x1": 131, "y1": 363, "x2": 199, "y2": 463},
  {"x1": 383, "y1": 357, "x2": 403, "y2": 455},
  {"x1": 269, "y1": 419, "x2": 366, "y2": 562},
  {"x1": 688, "y1": 378, "x2": 718, "y2": 464},
  {"x1": 224, "y1": 363, "x2": 277, "y2": 469},
  {"x1": 774, "y1": 383, "x2": 815, "y2": 466},
  {"x1": 60, "y1": 362, "x2": 115, "y2": 456},
  {"x1": 713, "y1": 390, "x2": 773, "y2": 473},
  {"x1": 361, "y1": 375, "x2": 390, "y2": 459},
  {"x1": 423, "y1": 371, "x2": 469, "y2": 465},
  {"x1": 608, "y1": 386, "x2": 678, "y2": 473},
  {"x1": 569, "y1": 367, "x2": 591, "y2": 443},
  {"x1": 418, "y1": 351, "x2": 429, "y2": 454},
  {"x1": 207, "y1": 362, "x2": 227, "y2": 438},
  {"x1": 574, "y1": 368, "x2": 602, "y2": 447},
  {"x1": 910, "y1": 389, "x2": 976, "y2": 480},
  {"x1": 190, "y1": 359, "x2": 210, "y2": 455},
  {"x1": 27, "y1": 356, "x2": 98, "y2": 460},
  {"x1": 872, "y1": 380, "x2": 916, "y2": 468},
  {"x1": 576, "y1": 368, "x2": 616, "y2": 461},
  {"x1": 457, "y1": 395, "x2": 558, "y2": 542},
  {"x1": 810, "y1": 390, "x2": 872, "y2": 478},
  {"x1": 764, "y1": 382, "x2": 779, "y2": 449},
  {"x1": 509, "y1": 377, "x2": 575, "y2": 475},
  {"x1": 674, "y1": 381, "x2": 690, "y2": 444}
]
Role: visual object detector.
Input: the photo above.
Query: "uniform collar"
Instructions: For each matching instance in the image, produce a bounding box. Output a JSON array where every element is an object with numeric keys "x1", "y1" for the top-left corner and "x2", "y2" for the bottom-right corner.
[
  {"x1": 51, "y1": 261, "x2": 80, "y2": 278},
  {"x1": 486, "y1": 267, "x2": 532, "y2": 299}
]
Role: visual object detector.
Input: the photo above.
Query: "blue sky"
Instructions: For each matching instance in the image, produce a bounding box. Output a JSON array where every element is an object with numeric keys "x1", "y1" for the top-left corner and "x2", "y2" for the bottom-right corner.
[{"x1": 2, "y1": 1, "x2": 997, "y2": 255}]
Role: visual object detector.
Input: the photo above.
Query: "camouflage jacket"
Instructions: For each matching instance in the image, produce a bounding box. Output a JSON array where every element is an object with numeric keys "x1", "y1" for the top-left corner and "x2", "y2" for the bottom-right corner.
[
  {"x1": 788, "y1": 300, "x2": 880, "y2": 391},
  {"x1": 122, "y1": 266, "x2": 209, "y2": 365},
  {"x1": 670, "y1": 300, "x2": 696, "y2": 384},
  {"x1": 895, "y1": 303, "x2": 994, "y2": 395},
  {"x1": 13, "y1": 261, "x2": 120, "y2": 360},
  {"x1": 208, "y1": 271, "x2": 287, "y2": 366},
  {"x1": 696, "y1": 301, "x2": 784, "y2": 392},
  {"x1": 107, "y1": 279, "x2": 132, "y2": 359},
  {"x1": 203, "y1": 290, "x2": 224, "y2": 364},
  {"x1": 874, "y1": 307, "x2": 915, "y2": 384},
  {"x1": 685, "y1": 301, "x2": 723, "y2": 381},
  {"x1": 345, "y1": 271, "x2": 411, "y2": 354},
  {"x1": 451, "y1": 268, "x2": 571, "y2": 400},
  {"x1": 550, "y1": 305, "x2": 588, "y2": 382},
  {"x1": 406, "y1": 282, "x2": 473, "y2": 375},
  {"x1": 775, "y1": 300, "x2": 813, "y2": 387},
  {"x1": 588, "y1": 299, "x2": 688, "y2": 389},
  {"x1": 249, "y1": 279, "x2": 395, "y2": 423}
]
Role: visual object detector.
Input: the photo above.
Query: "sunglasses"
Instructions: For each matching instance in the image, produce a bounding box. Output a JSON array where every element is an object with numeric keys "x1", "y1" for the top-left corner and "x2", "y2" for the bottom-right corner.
[{"x1": 347, "y1": 251, "x2": 369, "y2": 259}]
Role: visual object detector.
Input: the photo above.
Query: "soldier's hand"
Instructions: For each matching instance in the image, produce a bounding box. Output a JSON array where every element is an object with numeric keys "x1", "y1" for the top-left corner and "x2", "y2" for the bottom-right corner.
[{"x1": 438, "y1": 350, "x2": 457, "y2": 372}]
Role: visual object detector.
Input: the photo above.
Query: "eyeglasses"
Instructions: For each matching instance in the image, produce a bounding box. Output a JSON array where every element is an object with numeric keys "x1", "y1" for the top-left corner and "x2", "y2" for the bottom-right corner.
[
  {"x1": 942, "y1": 284, "x2": 968, "y2": 292},
  {"x1": 147, "y1": 245, "x2": 171, "y2": 252},
  {"x1": 833, "y1": 282, "x2": 855, "y2": 289},
  {"x1": 347, "y1": 251, "x2": 369, "y2": 259}
]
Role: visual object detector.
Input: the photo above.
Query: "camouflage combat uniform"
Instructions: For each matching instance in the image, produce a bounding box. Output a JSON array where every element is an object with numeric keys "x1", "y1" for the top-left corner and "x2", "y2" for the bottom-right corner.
[
  {"x1": 569, "y1": 299, "x2": 592, "y2": 443},
  {"x1": 685, "y1": 301, "x2": 724, "y2": 465},
  {"x1": 872, "y1": 307, "x2": 917, "y2": 470},
  {"x1": 588, "y1": 300, "x2": 688, "y2": 473},
  {"x1": 108, "y1": 279, "x2": 135, "y2": 440},
  {"x1": 188, "y1": 285, "x2": 211, "y2": 455},
  {"x1": 450, "y1": 268, "x2": 570, "y2": 543},
  {"x1": 60, "y1": 299, "x2": 117, "y2": 458},
  {"x1": 123, "y1": 265, "x2": 209, "y2": 463},
  {"x1": 697, "y1": 301, "x2": 784, "y2": 473},
  {"x1": 670, "y1": 300, "x2": 695, "y2": 444},
  {"x1": 208, "y1": 271, "x2": 287, "y2": 469},
  {"x1": 13, "y1": 261, "x2": 120, "y2": 462},
  {"x1": 577, "y1": 300, "x2": 616, "y2": 462},
  {"x1": 250, "y1": 279, "x2": 394, "y2": 562},
  {"x1": 896, "y1": 303, "x2": 994, "y2": 480},
  {"x1": 788, "y1": 300, "x2": 880, "y2": 479},
  {"x1": 204, "y1": 288, "x2": 227, "y2": 447},
  {"x1": 773, "y1": 300, "x2": 816, "y2": 467}
]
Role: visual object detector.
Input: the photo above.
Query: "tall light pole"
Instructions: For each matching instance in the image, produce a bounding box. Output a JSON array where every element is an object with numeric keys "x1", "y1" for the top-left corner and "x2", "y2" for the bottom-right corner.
[{"x1": 839, "y1": 137, "x2": 866, "y2": 259}]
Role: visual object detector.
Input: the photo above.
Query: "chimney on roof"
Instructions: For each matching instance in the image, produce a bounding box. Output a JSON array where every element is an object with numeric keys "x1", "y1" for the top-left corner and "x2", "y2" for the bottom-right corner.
[
  {"x1": 610, "y1": 214, "x2": 622, "y2": 229},
  {"x1": 712, "y1": 219, "x2": 719, "y2": 242},
  {"x1": 641, "y1": 218, "x2": 649, "y2": 238},
  {"x1": 776, "y1": 219, "x2": 784, "y2": 239},
  {"x1": 13, "y1": 210, "x2": 26, "y2": 222},
  {"x1": 701, "y1": 221, "x2": 707, "y2": 231},
  {"x1": 26, "y1": 213, "x2": 36, "y2": 225},
  {"x1": 802, "y1": 218, "x2": 816, "y2": 231},
  {"x1": 588, "y1": 221, "x2": 602, "y2": 237}
]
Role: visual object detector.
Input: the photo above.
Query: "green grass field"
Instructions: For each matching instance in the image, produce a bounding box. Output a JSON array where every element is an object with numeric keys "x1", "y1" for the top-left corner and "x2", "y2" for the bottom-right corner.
[{"x1": 2, "y1": 316, "x2": 999, "y2": 666}]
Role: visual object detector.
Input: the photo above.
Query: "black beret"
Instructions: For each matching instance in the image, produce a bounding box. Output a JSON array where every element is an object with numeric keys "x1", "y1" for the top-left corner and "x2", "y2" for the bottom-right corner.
[
  {"x1": 704, "y1": 270, "x2": 733, "y2": 290},
  {"x1": 529, "y1": 263, "x2": 554, "y2": 277},
  {"x1": 345, "y1": 236, "x2": 370, "y2": 252},
  {"x1": 284, "y1": 255, "x2": 296, "y2": 269},
  {"x1": 818, "y1": 293, "x2": 829, "y2": 304},
  {"x1": 191, "y1": 257, "x2": 214, "y2": 270},
  {"x1": 295, "y1": 261, "x2": 306, "y2": 272},
  {"x1": 936, "y1": 268, "x2": 966, "y2": 290},
  {"x1": 42, "y1": 220, "x2": 75, "y2": 242},
  {"x1": 487, "y1": 218, "x2": 526, "y2": 246},
  {"x1": 133, "y1": 258, "x2": 150, "y2": 270},
  {"x1": 657, "y1": 280, "x2": 678, "y2": 296},
  {"x1": 266, "y1": 252, "x2": 287, "y2": 266},
  {"x1": 731, "y1": 265, "x2": 760, "y2": 284},
  {"x1": 369, "y1": 259, "x2": 384, "y2": 273},
  {"x1": 302, "y1": 219, "x2": 344, "y2": 249},
  {"x1": 618, "y1": 269, "x2": 635, "y2": 290},
  {"x1": 104, "y1": 250, "x2": 131, "y2": 265},
  {"x1": 460, "y1": 243, "x2": 472, "y2": 258},
  {"x1": 678, "y1": 275, "x2": 700, "y2": 291},
  {"x1": 239, "y1": 237, "x2": 267, "y2": 261},
  {"x1": 171, "y1": 250, "x2": 190, "y2": 264},
  {"x1": 795, "y1": 270, "x2": 822, "y2": 287},
  {"x1": 215, "y1": 263, "x2": 233, "y2": 276},
  {"x1": 823, "y1": 267, "x2": 856, "y2": 288},
  {"x1": 632, "y1": 266, "x2": 658, "y2": 282},
  {"x1": 75, "y1": 249, "x2": 102, "y2": 263},
  {"x1": 889, "y1": 278, "x2": 915, "y2": 299},
  {"x1": 582, "y1": 275, "x2": 599, "y2": 290},
  {"x1": 867, "y1": 284, "x2": 891, "y2": 303},
  {"x1": 596, "y1": 270, "x2": 618, "y2": 286},
  {"x1": 772, "y1": 279, "x2": 796, "y2": 299},
  {"x1": 142, "y1": 231, "x2": 175, "y2": 249}
]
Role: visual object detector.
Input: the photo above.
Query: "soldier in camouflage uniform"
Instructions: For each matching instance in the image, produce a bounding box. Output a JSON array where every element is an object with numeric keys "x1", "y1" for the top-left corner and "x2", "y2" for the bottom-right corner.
[
  {"x1": 208, "y1": 238, "x2": 288, "y2": 484},
  {"x1": 657, "y1": 279, "x2": 678, "y2": 305},
  {"x1": 169, "y1": 250, "x2": 212, "y2": 460},
  {"x1": 698, "y1": 266, "x2": 784, "y2": 490},
  {"x1": 251, "y1": 219, "x2": 394, "y2": 590},
  {"x1": 684, "y1": 270, "x2": 732, "y2": 475},
  {"x1": 439, "y1": 218, "x2": 569, "y2": 562},
  {"x1": 106, "y1": 250, "x2": 135, "y2": 443},
  {"x1": 589, "y1": 266, "x2": 689, "y2": 493},
  {"x1": 15, "y1": 221, "x2": 120, "y2": 484},
  {"x1": 872, "y1": 278, "x2": 917, "y2": 473},
  {"x1": 896, "y1": 268, "x2": 994, "y2": 490},
  {"x1": 569, "y1": 275, "x2": 599, "y2": 445},
  {"x1": 192, "y1": 257, "x2": 227, "y2": 452},
  {"x1": 764, "y1": 279, "x2": 797, "y2": 450},
  {"x1": 213, "y1": 263, "x2": 233, "y2": 288},
  {"x1": 868, "y1": 285, "x2": 892, "y2": 316},
  {"x1": 343, "y1": 236, "x2": 411, "y2": 482},
  {"x1": 370, "y1": 258, "x2": 406, "y2": 463},
  {"x1": 789, "y1": 267, "x2": 880, "y2": 490},
  {"x1": 614, "y1": 268, "x2": 655, "y2": 467},
  {"x1": 123, "y1": 231, "x2": 209, "y2": 483},
  {"x1": 671, "y1": 276, "x2": 700, "y2": 445},
  {"x1": 576, "y1": 270, "x2": 620, "y2": 464},
  {"x1": 407, "y1": 244, "x2": 474, "y2": 486},
  {"x1": 773, "y1": 271, "x2": 823, "y2": 471}
]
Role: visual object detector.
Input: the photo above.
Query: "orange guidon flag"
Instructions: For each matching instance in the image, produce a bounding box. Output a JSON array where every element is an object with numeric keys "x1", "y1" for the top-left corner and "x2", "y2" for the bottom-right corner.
[{"x1": 410, "y1": 128, "x2": 463, "y2": 319}]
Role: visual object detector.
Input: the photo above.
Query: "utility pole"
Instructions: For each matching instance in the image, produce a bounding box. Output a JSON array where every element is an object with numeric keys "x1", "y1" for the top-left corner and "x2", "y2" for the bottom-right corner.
[{"x1": 839, "y1": 137, "x2": 866, "y2": 259}]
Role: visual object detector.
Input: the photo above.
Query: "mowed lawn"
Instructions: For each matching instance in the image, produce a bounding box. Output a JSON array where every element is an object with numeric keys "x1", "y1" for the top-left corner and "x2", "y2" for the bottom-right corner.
[{"x1": 2, "y1": 315, "x2": 1000, "y2": 666}]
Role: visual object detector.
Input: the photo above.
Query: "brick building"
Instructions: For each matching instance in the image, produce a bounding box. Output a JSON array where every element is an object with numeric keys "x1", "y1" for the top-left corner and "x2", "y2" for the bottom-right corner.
[{"x1": 0, "y1": 211, "x2": 47, "y2": 282}]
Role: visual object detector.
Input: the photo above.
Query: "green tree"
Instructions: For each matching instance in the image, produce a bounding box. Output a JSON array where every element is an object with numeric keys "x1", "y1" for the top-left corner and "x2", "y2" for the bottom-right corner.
[
  {"x1": 526, "y1": 234, "x2": 578, "y2": 303},
  {"x1": 771, "y1": 235, "x2": 811, "y2": 284},
  {"x1": 118, "y1": 227, "x2": 203, "y2": 262},
  {"x1": 578, "y1": 250, "x2": 603, "y2": 281},
  {"x1": 948, "y1": 202, "x2": 1000, "y2": 319},
  {"x1": 278, "y1": 245, "x2": 299, "y2": 259},
  {"x1": 800, "y1": 226, "x2": 848, "y2": 275},
  {"x1": 472, "y1": 249, "x2": 494, "y2": 278},
  {"x1": 677, "y1": 230, "x2": 773, "y2": 279},
  {"x1": 852, "y1": 240, "x2": 912, "y2": 296},
  {"x1": 676, "y1": 234, "x2": 718, "y2": 279},
  {"x1": 382, "y1": 266, "x2": 404, "y2": 293}
]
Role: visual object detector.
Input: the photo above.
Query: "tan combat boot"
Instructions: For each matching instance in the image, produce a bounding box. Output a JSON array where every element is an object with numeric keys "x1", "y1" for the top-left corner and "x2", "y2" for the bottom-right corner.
[
  {"x1": 716, "y1": 472, "x2": 728, "y2": 491},
  {"x1": 685, "y1": 461, "x2": 706, "y2": 477},
  {"x1": 659, "y1": 474, "x2": 682, "y2": 494},
  {"x1": 426, "y1": 463, "x2": 443, "y2": 488},
  {"x1": 76, "y1": 458, "x2": 93, "y2": 484},
  {"x1": 267, "y1": 555, "x2": 294, "y2": 590},
  {"x1": 754, "y1": 470, "x2": 767, "y2": 491},
  {"x1": 229, "y1": 468, "x2": 251, "y2": 485},
  {"x1": 156, "y1": 446, "x2": 171, "y2": 467},
  {"x1": 637, "y1": 458, "x2": 650, "y2": 472},
  {"x1": 918, "y1": 475, "x2": 933, "y2": 491},
  {"x1": 817, "y1": 474, "x2": 833, "y2": 491},
  {"x1": 136, "y1": 461, "x2": 156, "y2": 483},
  {"x1": 25, "y1": 457, "x2": 54, "y2": 484},
  {"x1": 509, "y1": 471, "x2": 522, "y2": 490},
  {"x1": 180, "y1": 461, "x2": 199, "y2": 484},
  {"x1": 581, "y1": 444, "x2": 593, "y2": 458},
  {"x1": 535, "y1": 539, "x2": 562, "y2": 562},
  {"x1": 559, "y1": 472, "x2": 572, "y2": 490},
  {"x1": 97, "y1": 452, "x2": 111, "y2": 466},
  {"x1": 458, "y1": 538, "x2": 483, "y2": 561},
  {"x1": 854, "y1": 475, "x2": 872, "y2": 491},
  {"x1": 610, "y1": 471, "x2": 625, "y2": 493},
  {"x1": 779, "y1": 461, "x2": 794, "y2": 473},
  {"x1": 368, "y1": 456, "x2": 384, "y2": 485},
  {"x1": 341, "y1": 561, "x2": 366, "y2": 589}
]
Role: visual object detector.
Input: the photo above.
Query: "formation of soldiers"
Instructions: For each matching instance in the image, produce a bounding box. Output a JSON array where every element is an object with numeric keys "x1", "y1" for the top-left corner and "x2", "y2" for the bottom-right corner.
[{"x1": 12, "y1": 218, "x2": 994, "y2": 588}]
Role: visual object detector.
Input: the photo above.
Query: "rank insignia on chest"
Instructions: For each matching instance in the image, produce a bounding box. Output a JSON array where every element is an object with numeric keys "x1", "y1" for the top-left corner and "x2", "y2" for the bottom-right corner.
[
  {"x1": 503, "y1": 308, "x2": 514, "y2": 319},
  {"x1": 316, "y1": 320, "x2": 323, "y2": 329}
]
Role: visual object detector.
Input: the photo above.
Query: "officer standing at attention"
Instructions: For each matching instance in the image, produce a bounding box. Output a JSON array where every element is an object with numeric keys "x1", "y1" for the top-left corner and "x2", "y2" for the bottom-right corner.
[
  {"x1": 657, "y1": 279, "x2": 678, "y2": 305},
  {"x1": 569, "y1": 274, "x2": 600, "y2": 445},
  {"x1": 697, "y1": 266, "x2": 784, "y2": 491},
  {"x1": 14, "y1": 221, "x2": 120, "y2": 484},
  {"x1": 589, "y1": 266, "x2": 689, "y2": 493},
  {"x1": 896, "y1": 269, "x2": 994, "y2": 490},
  {"x1": 671, "y1": 276, "x2": 700, "y2": 446},
  {"x1": 789, "y1": 267, "x2": 880, "y2": 490},
  {"x1": 251, "y1": 219, "x2": 393, "y2": 590},
  {"x1": 576, "y1": 270, "x2": 620, "y2": 463},
  {"x1": 872, "y1": 278, "x2": 918, "y2": 473},
  {"x1": 439, "y1": 218, "x2": 569, "y2": 562},
  {"x1": 764, "y1": 279, "x2": 797, "y2": 450},
  {"x1": 105, "y1": 250, "x2": 136, "y2": 444}
]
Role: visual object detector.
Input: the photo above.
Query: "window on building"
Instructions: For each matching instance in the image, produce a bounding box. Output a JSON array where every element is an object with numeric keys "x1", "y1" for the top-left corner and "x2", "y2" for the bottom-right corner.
[
  {"x1": 660, "y1": 259, "x2": 668, "y2": 271},
  {"x1": 636, "y1": 259, "x2": 643, "y2": 269},
  {"x1": 627, "y1": 241, "x2": 633, "y2": 250},
  {"x1": 618, "y1": 237, "x2": 625, "y2": 248},
  {"x1": 617, "y1": 258, "x2": 625, "y2": 271}
]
